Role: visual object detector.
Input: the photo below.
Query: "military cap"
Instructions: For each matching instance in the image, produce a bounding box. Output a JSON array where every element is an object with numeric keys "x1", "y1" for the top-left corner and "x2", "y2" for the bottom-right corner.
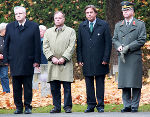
[{"x1": 120, "y1": 1, "x2": 134, "y2": 11}]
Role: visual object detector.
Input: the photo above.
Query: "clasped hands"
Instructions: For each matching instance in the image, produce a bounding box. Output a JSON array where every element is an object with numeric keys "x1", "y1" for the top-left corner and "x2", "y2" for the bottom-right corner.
[
  {"x1": 117, "y1": 45, "x2": 129, "y2": 63},
  {"x1": 52, "y1": 57, "x2": 65, "y2": 65}
]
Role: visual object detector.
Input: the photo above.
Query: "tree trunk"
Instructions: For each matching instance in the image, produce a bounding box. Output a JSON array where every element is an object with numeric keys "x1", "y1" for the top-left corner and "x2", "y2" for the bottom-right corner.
[{"x1": 105, "y1": 0, "x2": 123, "y2": 75}]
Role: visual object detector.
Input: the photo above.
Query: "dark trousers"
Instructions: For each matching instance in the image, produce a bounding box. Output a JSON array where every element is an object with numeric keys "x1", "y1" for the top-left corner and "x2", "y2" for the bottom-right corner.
[
  {"x1": 50, "y1": 80, "x2": 72, "y2": 110},
  {"x1": 12, "y1": 75, "x2": 33, "y2": 110},
  {"x1": 122, "y1": 88, "x2": 141, "y2": 108},
  {"x1": 85, "y1": 75, "x2": 105, "y2": 109}
]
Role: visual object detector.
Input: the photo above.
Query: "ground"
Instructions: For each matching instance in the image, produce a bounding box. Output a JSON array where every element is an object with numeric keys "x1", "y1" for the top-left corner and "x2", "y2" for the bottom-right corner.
[{"x1": 1, "y1": 76, "x2": 150, "y2": 109}]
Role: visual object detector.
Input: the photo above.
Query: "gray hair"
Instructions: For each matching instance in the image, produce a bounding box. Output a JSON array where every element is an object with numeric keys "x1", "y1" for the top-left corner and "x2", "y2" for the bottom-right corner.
[
  {"x1": 0, "y1": 23, "x2": 8, "y2": 32},
  {"x1": 54, "y1": 11, "x2": 65, "y2": 18},
  {"x1": 14, "y1": 6, "x2": 26, "y2": 13},
  {"x1": 39, "y1": 25, "x2": 47, "y2": 31},
  {"x1": 84, "y1": 5, "x2": 98, "y2": 13}
]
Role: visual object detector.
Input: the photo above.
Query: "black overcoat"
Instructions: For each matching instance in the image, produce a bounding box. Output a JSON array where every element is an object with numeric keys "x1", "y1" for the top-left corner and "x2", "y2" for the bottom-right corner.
[
  {"x1": 77, "y1": 18, "x2": 112, "y2": 76},
  {"x1": 4, "y1": 20, "x2": 41, "y2": 76}
]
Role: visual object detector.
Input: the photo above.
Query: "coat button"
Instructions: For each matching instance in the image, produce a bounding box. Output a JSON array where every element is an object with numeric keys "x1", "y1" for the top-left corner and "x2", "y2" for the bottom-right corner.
[{"x1": 90, "y1": 38, "x2": 91, "y2": 40}]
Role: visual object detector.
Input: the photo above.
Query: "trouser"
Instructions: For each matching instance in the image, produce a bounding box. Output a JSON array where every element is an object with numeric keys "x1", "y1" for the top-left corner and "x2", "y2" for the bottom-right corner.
[
  {"x1": 0, "y1": 66, "x2": 10, "y2": 93},
  {"x1": 50, "y1": 80, "x2": 72, "y2": 110},
  {"x1": 12, "y1": 75, "x2": 33, "y2": 110},
  {"x1": 122, "y1": 88, "x2": 141, "y2": 108},
  {"x1": 85, "y1": 75, "x2": 105, "y2": 109}
]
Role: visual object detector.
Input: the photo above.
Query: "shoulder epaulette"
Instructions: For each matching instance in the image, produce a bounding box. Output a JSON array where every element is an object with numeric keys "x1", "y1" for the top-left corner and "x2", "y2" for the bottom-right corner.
[{"x1": 137, "y1": 19, "x2": 144, "y2": 22}]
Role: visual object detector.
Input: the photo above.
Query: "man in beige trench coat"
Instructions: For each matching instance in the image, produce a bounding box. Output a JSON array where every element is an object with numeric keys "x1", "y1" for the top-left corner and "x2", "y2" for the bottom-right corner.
[
  {"x1": 112, "y1": 1, "x2": 146, "y2": 113},
  {"x1": 43, "y1": 11, "x2": 76, "y2": 113}
]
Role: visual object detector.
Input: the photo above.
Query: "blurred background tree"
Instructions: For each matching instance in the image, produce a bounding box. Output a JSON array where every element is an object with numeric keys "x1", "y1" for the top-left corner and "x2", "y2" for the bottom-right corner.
[{"x1": 0, "y1": 0, "x2": 149, "y2": 79}]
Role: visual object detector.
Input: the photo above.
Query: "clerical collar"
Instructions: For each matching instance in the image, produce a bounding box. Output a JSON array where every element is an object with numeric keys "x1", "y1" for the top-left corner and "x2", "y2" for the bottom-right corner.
[
  {"x1": 89, "y1": 19, "x2": 96, "y2": 28},
  {"x1": 125, "y1": 17, "x2": 133, "y2": 25},
  {"x1": 18, "y1": 19, "x2": 26, "y2": 26}
]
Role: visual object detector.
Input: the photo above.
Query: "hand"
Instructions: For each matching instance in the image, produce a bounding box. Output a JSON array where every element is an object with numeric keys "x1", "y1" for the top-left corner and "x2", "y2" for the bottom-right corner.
[
  {"x1": 58, "y1": 57, "x2": 65, "y2": 65},
  {"x1": 79, "y1": 62, "x2": 84, "y2": 66},
  {"x1": 122, "y1": 45, "x2": 129, "y2": 54},
  {"x1": 0, "y1": 54, "x2": 3, "y2": 59},
  {"x1": 117, "y1": 46, "x2": 123, "y2": 52},
  {"x1": 52, "y1": 57, "x2": 59, "y2": 65},
  {"x1": 102, "y1": 61, "x2": 108, "y2": 65},
  {"x1": 4, "y1": 63, "x2": 9, "y2": 66},
  {"x1": 33, "y1": 63, "x2": 39, "y2": 67}
]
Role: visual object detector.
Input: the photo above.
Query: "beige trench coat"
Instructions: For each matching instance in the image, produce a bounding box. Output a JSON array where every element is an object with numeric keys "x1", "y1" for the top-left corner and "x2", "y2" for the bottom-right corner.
[{"x1": 43, "y1": 25, "x2": 76, "y2": 82}]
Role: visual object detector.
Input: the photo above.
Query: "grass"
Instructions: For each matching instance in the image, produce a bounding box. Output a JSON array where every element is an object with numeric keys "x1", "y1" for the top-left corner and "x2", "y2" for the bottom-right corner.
[{"x1": 0, "y1": 104, "x2": 150, "y2": 114}]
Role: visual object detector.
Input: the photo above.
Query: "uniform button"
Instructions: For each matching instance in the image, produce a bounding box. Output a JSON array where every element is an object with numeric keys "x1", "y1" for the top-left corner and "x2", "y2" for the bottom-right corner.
[{"x1": 90, "y1": 38, "x2": 91, "y2": 40}]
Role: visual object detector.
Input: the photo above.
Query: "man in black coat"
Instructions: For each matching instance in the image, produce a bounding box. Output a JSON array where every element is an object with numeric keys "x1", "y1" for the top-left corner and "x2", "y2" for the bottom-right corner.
[
  {"x1": 4, "y1": 6, "x2": 41, "y2": 114},
  {"x1": 77, "y1": 5, "x2": 112, "y2": 113}
]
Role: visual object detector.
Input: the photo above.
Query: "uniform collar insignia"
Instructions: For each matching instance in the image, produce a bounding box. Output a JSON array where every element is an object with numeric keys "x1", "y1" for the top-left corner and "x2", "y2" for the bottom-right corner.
[{"x1": 132, "y1": 21, "x2": 136, "y2": 25}]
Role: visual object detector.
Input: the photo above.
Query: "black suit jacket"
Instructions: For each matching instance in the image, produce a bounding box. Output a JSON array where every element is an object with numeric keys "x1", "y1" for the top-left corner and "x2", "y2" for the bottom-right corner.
[
  {"x1": 4, "y1": 19, "x2": 41, "y2": 76},
  {"x1": 77, "y1": 18, "x2": 112, "y2": 76}
]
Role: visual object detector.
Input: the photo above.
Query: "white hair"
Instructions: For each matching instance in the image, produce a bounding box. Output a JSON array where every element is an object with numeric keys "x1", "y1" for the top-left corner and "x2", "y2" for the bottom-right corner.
[
  {"x1": 0, "y1": 23, "x2": 8, "y2": 32},
  {"x1": 14, "y1": 6, "x2": 26, "y2": 13},
  {"x1": 39, "y1": 25, "x2": 47, "y2": 31}
]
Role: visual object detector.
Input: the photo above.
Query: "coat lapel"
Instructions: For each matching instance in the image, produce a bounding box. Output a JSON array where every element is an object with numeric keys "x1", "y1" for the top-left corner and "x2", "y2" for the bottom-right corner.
[
  {"x1": 120, "y1": 19, "x2": 137, "y2": 37},
  {"x1": 119, "y1": 20, "x2": 128, "y2": 37},
  {"x1": 128, "y1": 19, "x2": 137, "y2": 33},
  {"x1": 83, "y1": 20, "x2": 91, "y2": 34},
  {"x1": 15, "y1": 19, "x2": 30, "y2": 32}
]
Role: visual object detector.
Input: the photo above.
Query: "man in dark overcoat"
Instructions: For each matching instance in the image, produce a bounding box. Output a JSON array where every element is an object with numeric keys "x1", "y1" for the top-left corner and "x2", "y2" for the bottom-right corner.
[
  {"x1": 4, "y1": 6, "x2": 41, "y2": 114},
  {"x1": 112, "y1": 1, "x2": 146, "y2": 112},
  {"x1": 77, "y1": 5, "x2": 112, "y2": 113}
]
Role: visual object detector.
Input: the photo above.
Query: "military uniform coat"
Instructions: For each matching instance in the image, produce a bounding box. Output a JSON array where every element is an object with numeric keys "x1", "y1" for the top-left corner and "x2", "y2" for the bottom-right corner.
[
  {"x1": 77, "y1": 18, "x2": 112, "y2": 76},
  {"x1": 3, "y1": 20, "x2": 41, "y2": 76},
  {"x1": 43, "y1": 25, "x2": 76, "y2": 82},
  {"x1": 112, "y1": 18, "x2": 146, "y2": 88}
]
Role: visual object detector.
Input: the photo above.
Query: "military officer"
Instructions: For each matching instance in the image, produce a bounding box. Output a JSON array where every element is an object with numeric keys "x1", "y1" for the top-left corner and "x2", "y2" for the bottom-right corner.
[{"x1": 112, "y1": 1, "x2": 146, "y2": 112}]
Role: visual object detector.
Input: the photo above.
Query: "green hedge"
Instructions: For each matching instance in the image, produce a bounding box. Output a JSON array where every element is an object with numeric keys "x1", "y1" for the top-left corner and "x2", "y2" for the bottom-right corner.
[{"x1": 0, "y1": 0, "x2": 149, "y2": 39}]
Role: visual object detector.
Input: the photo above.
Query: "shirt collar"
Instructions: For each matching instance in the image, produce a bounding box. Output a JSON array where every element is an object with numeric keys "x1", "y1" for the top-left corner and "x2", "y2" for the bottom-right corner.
[
  {"x1": 89, "y1": 19, "x2": 96, "y2": 28},
  {"x1": 54, "y1": 24, "x2": 66, "y2": 32},
  {"x1": 125, "y1": 17, "x2": 133, "y2": 25},
  {"x1": 18, "y1": 19, "x2": 26, "y2": 26}
]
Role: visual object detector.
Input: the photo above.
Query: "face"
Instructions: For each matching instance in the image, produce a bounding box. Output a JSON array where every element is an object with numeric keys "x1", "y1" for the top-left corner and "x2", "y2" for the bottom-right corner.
[
  {"x1": 40, "y1": 29, "x2": 46, "y2": 38},
  {"x1": 54, "y1": 12, "x2": 65, "y2": 27},
  {"x1": 0, "y1": 29, "x2": 6, "y2": 36},
  {"x1": 122, "y1": 8, "x2": 134, "y2": 19},
  {"x1": 14, "y1": 8, "x2": 26, "y2": 23},
  {"x1": 85, "y1": 8, "x2": 97, "y2": 22}
]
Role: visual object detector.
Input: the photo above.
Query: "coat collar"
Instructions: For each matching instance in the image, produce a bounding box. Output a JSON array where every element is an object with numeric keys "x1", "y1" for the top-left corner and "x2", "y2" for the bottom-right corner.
[
  {"x1": 83, "y1": 18, "x2": 102, "y2": 34},
  {"x1": 53, "y1": 24, "x2": 66, "y2": 32},
  {"x1": 120, "y1": 17, "x2": 137, "y2": 27},
  {"x1": 15, "y1": 19, "x2": 30, "y2": 28},
  {"x1": 120, "y1": 17, "x2": 137, "y2": 36}
]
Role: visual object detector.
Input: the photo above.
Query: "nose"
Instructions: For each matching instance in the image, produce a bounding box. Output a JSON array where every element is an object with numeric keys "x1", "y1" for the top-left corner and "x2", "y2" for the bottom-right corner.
[{"x1": 88, "y1": 13, "x2": 91, "y2": 16}]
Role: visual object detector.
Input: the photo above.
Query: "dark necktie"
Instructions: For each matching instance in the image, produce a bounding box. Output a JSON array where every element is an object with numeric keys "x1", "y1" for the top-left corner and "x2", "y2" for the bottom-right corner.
[
  {"x1": 90, "y1": 22, "x2": 93, "y2": 32},
  {"x1": 126, "y1": 22, "x2": 130, "y2": 27},
  {"x1": 19, "y1": 24, "x2": 24, "y2": 31}
]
